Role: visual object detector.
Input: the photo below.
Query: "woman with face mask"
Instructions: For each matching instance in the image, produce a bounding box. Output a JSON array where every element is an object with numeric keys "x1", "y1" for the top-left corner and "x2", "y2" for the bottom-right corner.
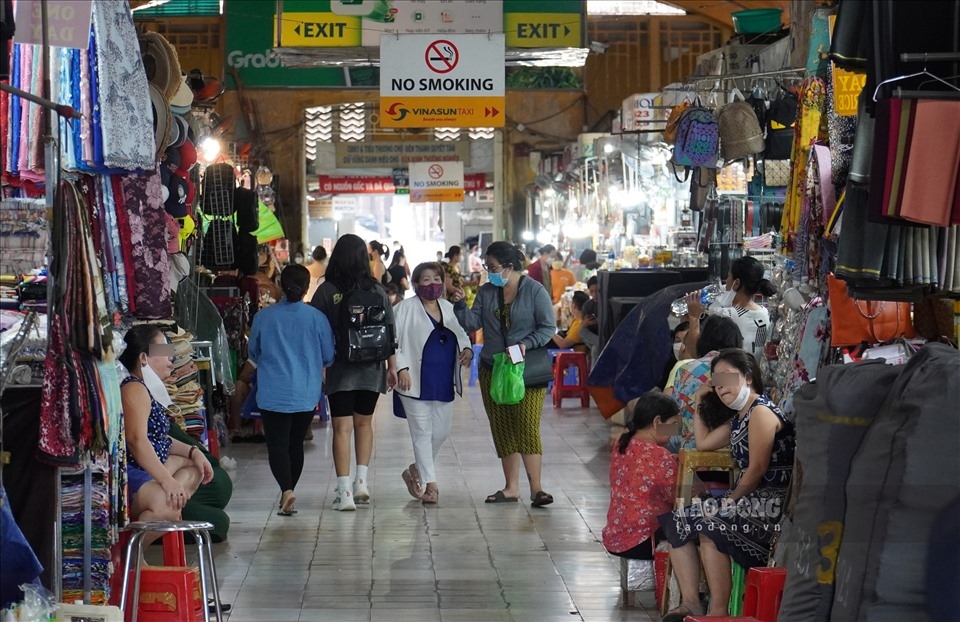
[
  {"x1": 657, "y1": 348, "x2": 795, "y2": 621},
  {"x1": 681, "y1": 256, "x2": 777, "y2": 363},
  {"x1": 450, "y1": 242, "x2": 557, "y2": 507},
  {"x1": 394, "y1": 262, "x2": 473, "y2": 504},
  {"x1": 119, "y1": 326, "x2": 215, "y2": 540}
]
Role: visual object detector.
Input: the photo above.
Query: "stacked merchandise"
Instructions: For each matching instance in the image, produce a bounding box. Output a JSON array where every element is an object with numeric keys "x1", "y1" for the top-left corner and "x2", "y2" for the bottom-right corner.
[
  {"x1": 0, "y1": 275, "x2": 19, "y2": 316},
  {"x1": 0, "y1": 198, "x2": 47, "y2": 275},
  {"x1": 164, "y1": 327, "x2": 207, "y2": 443},
  {"x1": 60, "y1": 464, "x2": 113, "y2": 605}
]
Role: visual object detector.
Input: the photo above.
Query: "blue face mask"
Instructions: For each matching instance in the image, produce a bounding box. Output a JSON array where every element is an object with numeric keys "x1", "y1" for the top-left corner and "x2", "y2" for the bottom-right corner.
[{"x1": 488, "y1": 271, "x2": 508, "y2": 287}]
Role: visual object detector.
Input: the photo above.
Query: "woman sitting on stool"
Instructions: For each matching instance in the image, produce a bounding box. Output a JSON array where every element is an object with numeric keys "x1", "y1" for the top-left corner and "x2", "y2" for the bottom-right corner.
[
  {"x1": 603, "y1": 391, "x2": 679, "y2": 560},
  {"x1": 120, "y1": 326, "x2": 214, "y2": 529}
]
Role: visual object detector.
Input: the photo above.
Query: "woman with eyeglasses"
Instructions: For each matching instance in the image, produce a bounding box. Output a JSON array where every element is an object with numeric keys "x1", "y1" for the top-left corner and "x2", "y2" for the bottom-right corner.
[
  {"x1": 394, "y1": 262, "x2": 473, "y2": 504},
  {"x1": 119, "y1": 325, "x2": 214, "y2": 533},
  {"x1": 657, "y1": 348, "x2": 795, "y2": 621},
  {"x1": 451, "y1": 242, "x2": 557, "y2": 507}
]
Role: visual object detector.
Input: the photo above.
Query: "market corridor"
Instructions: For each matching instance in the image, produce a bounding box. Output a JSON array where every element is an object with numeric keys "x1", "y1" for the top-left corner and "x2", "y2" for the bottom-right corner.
[{"x1": 207, "y1": 384, "x2": 660, "y2": 622}]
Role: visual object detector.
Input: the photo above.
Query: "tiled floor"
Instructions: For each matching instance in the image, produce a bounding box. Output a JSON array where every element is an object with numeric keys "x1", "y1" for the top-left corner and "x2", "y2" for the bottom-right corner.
[{"x1": 210, "y1": 384, "x2": 661, "y2": 622}]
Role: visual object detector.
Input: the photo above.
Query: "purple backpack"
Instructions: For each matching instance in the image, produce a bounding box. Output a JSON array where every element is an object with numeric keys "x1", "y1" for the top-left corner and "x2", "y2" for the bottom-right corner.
[{"x1": 671, "y1": 107, "x2": 721, "y2": 177}]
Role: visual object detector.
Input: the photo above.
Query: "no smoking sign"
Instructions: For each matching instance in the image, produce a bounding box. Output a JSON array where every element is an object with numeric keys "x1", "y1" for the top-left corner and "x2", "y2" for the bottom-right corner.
[
  {"x1": 428, "y1": 164, "x2": 444, "y2": 179},
  {"x1": 425, "y1": 40, "x2": 458, "y2": 74}
]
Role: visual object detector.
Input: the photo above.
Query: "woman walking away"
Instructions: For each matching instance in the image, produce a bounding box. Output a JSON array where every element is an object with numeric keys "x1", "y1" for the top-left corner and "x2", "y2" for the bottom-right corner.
[
  {"x1": 249, "y1": 264, "x2": 335, "y2": 515},
  {"x1": 312, "y1": 234, "x2": 398, "y2": 511},
  {"x1": 603, "y1": 391, "x2": 679, "y2": 560},
  {"x1": 395, "y1": 262, "x2": 473, "y2": 504},
  {"x1": 451, "y1": 242, "x2": 557, "y2": 507}
]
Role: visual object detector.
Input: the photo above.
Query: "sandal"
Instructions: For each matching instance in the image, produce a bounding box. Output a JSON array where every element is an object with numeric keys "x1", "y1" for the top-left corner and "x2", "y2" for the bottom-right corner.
[
  {"x1": 530, "y1": 491, "x2": 554, "y2": 507},
  {"x1": 401, "y1": 469, "x2": 422, "y2": 499},
  {"x1": 661, "y1": 604, "x2": 703, "y2": 622},
  {"x1": 207, "y1": 599, "x2": 231, "y2": 613},
  {"x1": 421, "y1": 484, "x2": 438, "y2": 504},
  {"x1": 277, "y1": 490, "x2": 296, "y2": 516},
  {"x1": 484, "y1": 490, "x2": 519, "y2": 503}
]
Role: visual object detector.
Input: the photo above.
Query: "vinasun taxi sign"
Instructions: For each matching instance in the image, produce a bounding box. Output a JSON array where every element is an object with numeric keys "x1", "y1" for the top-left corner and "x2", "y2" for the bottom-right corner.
[
  {"x1": 380, "y1": 34, "x2": 505, "y2": 129},
  {"x1": 409, "y1": 162, "x2": 465, "y2": 203}
]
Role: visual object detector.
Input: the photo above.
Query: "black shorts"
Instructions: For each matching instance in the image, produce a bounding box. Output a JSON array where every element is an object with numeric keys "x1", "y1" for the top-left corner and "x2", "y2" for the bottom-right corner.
[{"x1": 327, "y1": 390, "x2": 380, "y2": 417}]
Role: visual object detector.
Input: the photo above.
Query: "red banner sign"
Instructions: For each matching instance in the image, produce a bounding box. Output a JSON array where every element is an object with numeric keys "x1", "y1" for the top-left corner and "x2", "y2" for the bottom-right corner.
[{"x1": 320, "y1": 173, "x2": 487, "y2": 195}]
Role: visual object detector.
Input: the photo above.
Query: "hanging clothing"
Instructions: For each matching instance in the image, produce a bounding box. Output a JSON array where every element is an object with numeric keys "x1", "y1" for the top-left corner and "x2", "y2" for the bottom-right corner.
[{"x1": 90, "y1": 0, "x2": 156, "y2": 170}]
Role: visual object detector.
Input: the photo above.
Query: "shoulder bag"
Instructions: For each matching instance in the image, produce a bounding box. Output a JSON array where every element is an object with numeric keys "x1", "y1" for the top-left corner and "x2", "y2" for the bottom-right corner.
[{"x1": 498, "y1": 277, "x2": 554, "y2": 387}]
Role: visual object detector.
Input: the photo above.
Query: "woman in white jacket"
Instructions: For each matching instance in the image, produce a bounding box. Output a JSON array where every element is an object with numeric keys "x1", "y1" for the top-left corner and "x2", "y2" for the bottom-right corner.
[{"x1": 395, "y1": 262, "x2": 473, "y2": 504}]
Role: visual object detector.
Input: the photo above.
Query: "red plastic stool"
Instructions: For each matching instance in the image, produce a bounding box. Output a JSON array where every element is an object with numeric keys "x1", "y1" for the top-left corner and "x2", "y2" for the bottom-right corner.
[
  {"x1": 684, "y1": 617, "x2": 761, "y2": 621},
  {"x1": 553, "y1": 351, "x2": 590, "y2": 407},
  {"x1": 111, "y1": 531, "x2": 188, "y2": 606},
  {"x1": 742, "y1": 566, "x2": 787, "y2": 622},
  {"x1": 123, "y1": 566, "x2": 204, "y2": 622}
]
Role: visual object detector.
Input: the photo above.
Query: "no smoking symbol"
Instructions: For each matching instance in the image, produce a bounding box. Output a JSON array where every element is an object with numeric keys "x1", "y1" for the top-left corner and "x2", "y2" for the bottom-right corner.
[
  {"x1": 428, "y1": 164, "x2": 444, "y2": 179},
  {"x1": 425, "y1": 39, "x2": 458, "y2": 74}
]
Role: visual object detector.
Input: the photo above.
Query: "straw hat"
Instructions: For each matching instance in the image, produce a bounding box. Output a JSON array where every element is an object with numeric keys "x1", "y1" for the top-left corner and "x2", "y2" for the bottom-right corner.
[
  {"x1": 170, "y1": 75, "x2": 194, "y2": 112},
  {"x1": 148, "y1": 84, "x2": 171, "y2": 161},
  {"x1": 141, "y1": 32, "x2": 182, "y2": 101}
]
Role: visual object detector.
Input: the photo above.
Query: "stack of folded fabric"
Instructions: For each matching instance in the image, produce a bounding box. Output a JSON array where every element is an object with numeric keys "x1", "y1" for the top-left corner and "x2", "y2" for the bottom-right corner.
[
  {"x1": 0, "y1": 275, "x2": 20, "y2": 312},
  {"x1": 60, "y1": 464, "x2": 112, "y2": 605},
  {"x1": 164, "y1": 327, "x2": 208, "y2": 443}
]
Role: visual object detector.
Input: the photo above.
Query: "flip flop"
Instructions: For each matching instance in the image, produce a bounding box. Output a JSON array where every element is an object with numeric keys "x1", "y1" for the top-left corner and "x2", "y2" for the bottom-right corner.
[
  {"x1": 662, "y1": 604, "x2": 702, "y2": 622},
  {"x1": 485, "y1": 490, "x2": 519, "y2": 503},
  {"x1": 278, "y1": 491, "x2": 297, "y2": 515},
  {"x1": 207, "y1": 599, "x2": 231, "y2": 613},
  {"x1": 531, "y1": 491, "x2": 554, "y2": 507}
]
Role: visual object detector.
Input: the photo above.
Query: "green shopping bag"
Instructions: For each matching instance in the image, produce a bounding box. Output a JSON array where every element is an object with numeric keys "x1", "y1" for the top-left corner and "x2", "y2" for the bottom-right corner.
[{"x1": 490, "y1": 352, "x2": 525, "y2": 405}]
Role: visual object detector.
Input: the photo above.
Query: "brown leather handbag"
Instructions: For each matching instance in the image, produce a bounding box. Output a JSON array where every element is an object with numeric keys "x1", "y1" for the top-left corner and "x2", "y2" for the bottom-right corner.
[
  {"x1": 827, "y1": 274, "x2": 915, "y2": 346},
  {"x1": 664, "y1": 101, "x2": 691, "y2": 145}
]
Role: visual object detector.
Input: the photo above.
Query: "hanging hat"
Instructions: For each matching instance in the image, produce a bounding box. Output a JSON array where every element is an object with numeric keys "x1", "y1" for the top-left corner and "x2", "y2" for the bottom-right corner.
[
  {"x1": 182, "y1": 111, "x2": 201, "y2": 144},
  {"x1": 170, "y1": 75, "x2": 194, "y2": 112},
  {"x1": 178, "y1": 139, "x2": 197, "y2": 172},
  {"x1": 148, "y1": 84, "x2": 171, "y2": 162},
  {"x1": 179, "y1": 214, "x2": 196, "y2": 241},
  {"x1": 167, "y1": 115, "x2": 188, "y2": 148},
  {"x1": 140, "y1": 32, "x2": 182, "y2": 101},
  {"x1": 165, "y1": 174, "x2": 189, "y2": 218}
]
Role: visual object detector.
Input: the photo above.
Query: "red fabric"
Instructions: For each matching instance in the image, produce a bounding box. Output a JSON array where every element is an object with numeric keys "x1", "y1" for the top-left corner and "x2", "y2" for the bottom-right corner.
[
  {"x1": 898, "y1": 100, "x2": 960, "y2": 227},
  {"x1": 111, "y1": 175, "x2": 137, "y2": 314},
  {"x1": 602, "y1": 438, "x2": 677, "y2": 554},
  {"x1": 525, "y1": 260, "x2": 545, "y2": 285}
]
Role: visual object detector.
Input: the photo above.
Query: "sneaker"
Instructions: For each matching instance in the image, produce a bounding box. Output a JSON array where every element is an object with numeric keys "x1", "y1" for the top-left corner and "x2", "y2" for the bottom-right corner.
[
  {"x1": 332, "y1": 487, "x2": 356, "y2": 511},
  {"x1": 353, "y1": 480, "x2": 370, "y2": 504}
]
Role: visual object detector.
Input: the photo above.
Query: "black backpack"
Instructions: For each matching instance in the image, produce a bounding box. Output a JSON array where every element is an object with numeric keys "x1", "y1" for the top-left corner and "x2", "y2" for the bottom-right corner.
[{"x1": 334, "y1": 283, "x2": 393, "y2": 363}]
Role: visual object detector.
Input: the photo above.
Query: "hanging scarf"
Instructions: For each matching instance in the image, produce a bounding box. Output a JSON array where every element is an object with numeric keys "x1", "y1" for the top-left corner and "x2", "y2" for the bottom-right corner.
[{"x1": 90, "y1": 0, "x2": 156, "y2": 170}]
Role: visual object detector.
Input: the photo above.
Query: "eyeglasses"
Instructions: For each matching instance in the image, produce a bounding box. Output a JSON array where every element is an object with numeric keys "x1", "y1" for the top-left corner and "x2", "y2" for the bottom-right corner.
[{"x1": 483, "y1": 263, "x2": 506, "y2": 273}]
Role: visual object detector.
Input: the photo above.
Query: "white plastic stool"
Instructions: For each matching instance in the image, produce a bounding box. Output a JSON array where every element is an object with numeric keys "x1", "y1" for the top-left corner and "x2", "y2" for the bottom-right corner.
[{"x1": 119, "y1": 520, "x2": 223, "y2": 622}]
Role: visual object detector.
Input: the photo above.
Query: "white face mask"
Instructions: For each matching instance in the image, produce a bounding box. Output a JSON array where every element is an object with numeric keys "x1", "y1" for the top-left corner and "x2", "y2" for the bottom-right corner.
[
  {"x1": 726, "y1": 382, "x2": 752, "y2": 411},
  {"x1": 672, "y1": 343, "x2": 683, "y2": 360},
  {"x1": 716, "y1": 289, "x2": 736, "y2": 308},
  {"x1": 141, "y1": 363, "x2": 173, "y2": 407}
]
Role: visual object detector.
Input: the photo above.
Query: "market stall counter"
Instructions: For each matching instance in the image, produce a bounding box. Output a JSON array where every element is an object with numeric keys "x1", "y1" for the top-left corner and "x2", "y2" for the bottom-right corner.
[{"x1": 597, "y1": 268, "x2": 710, "y2": 349}]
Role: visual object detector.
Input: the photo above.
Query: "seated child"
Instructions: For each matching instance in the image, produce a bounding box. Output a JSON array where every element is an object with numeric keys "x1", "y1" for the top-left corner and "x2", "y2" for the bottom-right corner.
[{"x1": 603, "y1": 391, "x2": 680, "y2": 559}]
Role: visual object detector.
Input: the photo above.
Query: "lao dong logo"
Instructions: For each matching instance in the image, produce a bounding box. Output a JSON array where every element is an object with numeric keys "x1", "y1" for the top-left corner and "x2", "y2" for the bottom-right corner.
[{"x1": 227, "y1": 49, "x2": 283, "y2": 69}]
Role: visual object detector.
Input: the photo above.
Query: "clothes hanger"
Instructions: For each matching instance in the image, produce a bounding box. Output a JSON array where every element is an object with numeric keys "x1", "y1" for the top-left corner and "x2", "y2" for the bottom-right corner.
[{"x1": 872, "y1": 63, "x2": 960, "y2": 101}]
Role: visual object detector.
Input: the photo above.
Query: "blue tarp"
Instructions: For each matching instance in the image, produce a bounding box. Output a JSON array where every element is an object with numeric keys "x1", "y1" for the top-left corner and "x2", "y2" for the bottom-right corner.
[{"x1": 589, "y1": 281, "x2": 708, "y2": 404}]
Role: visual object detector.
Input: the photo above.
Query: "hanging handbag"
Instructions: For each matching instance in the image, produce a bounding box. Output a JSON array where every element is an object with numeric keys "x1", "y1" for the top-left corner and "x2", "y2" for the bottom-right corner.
[
  {"x1": 762, "y1": 160, "x2": 792, "y2": 187},
  {"x1": 497, "y1": 278, "x2": 555, "y2": 387},
  {"x1": 664, "y1": 100, "x2": 691, "y2": 145},
  {"x1": 827, "y1": 274, "x2": 915, "y2": 346}
]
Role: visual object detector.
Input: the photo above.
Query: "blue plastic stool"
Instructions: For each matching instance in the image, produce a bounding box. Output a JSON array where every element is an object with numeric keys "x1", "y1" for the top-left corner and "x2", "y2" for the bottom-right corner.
[{"x1": 468, "y1": 343, "x2": 483, "y2": 386}]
